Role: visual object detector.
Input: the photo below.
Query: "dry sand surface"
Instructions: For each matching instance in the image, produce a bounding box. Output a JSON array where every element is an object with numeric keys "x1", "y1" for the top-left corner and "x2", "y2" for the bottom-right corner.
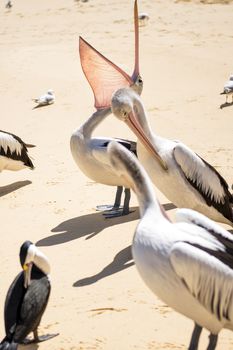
[{"x1": 1, "y1": 0, "x2": 233, "y2": 349}]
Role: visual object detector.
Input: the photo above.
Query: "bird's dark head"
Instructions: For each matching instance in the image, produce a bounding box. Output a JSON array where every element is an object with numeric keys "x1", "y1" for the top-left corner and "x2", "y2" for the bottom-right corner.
[
  {"x1": 19, "y1": 240, "x2": 50, "y2": 288},
  {"x1": 20, "y1": 240, "x2": 37, "y2": 288}
]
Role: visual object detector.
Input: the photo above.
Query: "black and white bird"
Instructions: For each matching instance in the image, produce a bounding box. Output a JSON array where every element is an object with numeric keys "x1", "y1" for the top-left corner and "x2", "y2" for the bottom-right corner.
[
  {"x1": 32, "y1": 89, "x2": 55, "y2": 108},
  {"x1": 0, "y1": 130, "x2": 35, "y2": 172},
  {"x1": 0, "y1": 241, "x2": 58, "y2": 350},
  {"x1": 220, "y1": 75, "x2": 233, "y2": 104},
  {"x1": 108, "y1": 140, "x2": 233, "y2": 350},
  {"x1": 111, "y1": 87, "x2": 233, "y2": 226}
]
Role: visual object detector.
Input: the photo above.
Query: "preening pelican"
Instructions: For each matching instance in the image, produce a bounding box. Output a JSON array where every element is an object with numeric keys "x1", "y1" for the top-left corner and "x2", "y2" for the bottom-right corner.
[
  {"x1": 220, "y1": 75, "x2": 233, "y2": 104},
  {"x1": 111, "y1": 87, "x2": 233, "y2": 226},
  {"x1": 108, "y1": 140, "x2": 233, "y2": 350},
  {"x1": 71, "y1": 0, "x2": 143, "y2": 217},
  {"x1": 0, "y1": 241, "x2": 58, "y2": 349},
  {"x1": 0, "y1": 130, "x2": 35, "y2": 172}
]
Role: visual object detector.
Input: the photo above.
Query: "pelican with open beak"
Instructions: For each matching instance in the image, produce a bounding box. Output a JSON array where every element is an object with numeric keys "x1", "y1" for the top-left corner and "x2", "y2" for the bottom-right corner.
[{"x1": 71, "y1": 0, "x2": 145, "y2": 217}]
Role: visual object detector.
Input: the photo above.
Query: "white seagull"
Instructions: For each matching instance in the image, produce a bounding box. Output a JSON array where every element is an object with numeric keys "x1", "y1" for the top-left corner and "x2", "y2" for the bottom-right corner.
[
  {"x1": 0, "y1": 130, "x2": 35, "y2": 172},
  {"x1": 5, "y1": 1, "x2": 12, "y2": 9},
  {"x1": 108, "y1": 140, "x2": 233, "y2": 350},
  {"x1": 220, "y1": 75, "x2": 233, "y2": 104},
  {"x1": 111, "y1": 87, "x2": 233, "y2": 226},
  {"x1": 32, "y1": 89, "x2": 55, "y2": 108},
  {"x1": 70, "y1": 0, "x2": 144, "y2": 217},
  {"x1": 138, "y1": 12, "x2": 149, "y2": 27}
]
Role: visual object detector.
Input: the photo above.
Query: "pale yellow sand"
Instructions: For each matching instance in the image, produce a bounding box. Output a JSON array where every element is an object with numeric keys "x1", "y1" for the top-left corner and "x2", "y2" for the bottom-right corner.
[{"x1": 1, "y1": 0, "x2": 233, "y2": 349}]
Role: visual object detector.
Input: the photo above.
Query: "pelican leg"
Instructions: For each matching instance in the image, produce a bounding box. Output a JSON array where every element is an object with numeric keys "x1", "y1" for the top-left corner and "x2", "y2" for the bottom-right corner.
[
  {"x1": 104, "y1": 188, "x2": 134, "y2": 218},
  {"x1": 188, "y1": 323, "x2": 202, "y2": 350},
  {"x1": 113, "y1": 186, "x2": 123, "y2": 209},
  {"x1": 206, "y1": 333, "x2": 218, "y2": 350},
  {"x1": 96, "y1": 186, "x2": 123, "y2": 212},
  {"x1": 122, "y1": 188, "x2": 131, "y2": 215}
]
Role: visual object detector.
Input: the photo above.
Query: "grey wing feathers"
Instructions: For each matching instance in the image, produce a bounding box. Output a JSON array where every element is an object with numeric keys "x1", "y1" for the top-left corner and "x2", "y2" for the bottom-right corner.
[
  {"x1": 176, "y1": 208, "x2": 233, "y2": 270},
  {"x1": 173, "y1": 144, "x2": 233, "y2": 222},
  {"x1": 101, "y1": 138, "x2": 137, "y2": 156},
  {"x1": 171, "y1": 242, "x2": 233, "y2": 322}
]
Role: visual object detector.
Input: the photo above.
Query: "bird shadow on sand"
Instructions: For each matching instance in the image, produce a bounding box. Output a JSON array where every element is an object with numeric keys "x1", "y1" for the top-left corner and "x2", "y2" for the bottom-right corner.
[
  {"x1": 72, "y1": 206, "x2": 176, "y2": 287},
  {"x1": 73, "y1": 244, "x2": 134, "y2": 287},
  {"x1": 163, "y1": 202, "x2": 176, "y2": 211},
  {"x1": 0, "y1": 180, "x2": 32, "y2": 197},
  {"x1": 32, "y1": 104, "x2": 53, "y2": 110},
  {"x1": 36, "y1": 207, "x2": 139, "y2": 247},
  {"x1": 36, "y1": 202, "x2": 176, "y2": 247},
  {"x1": 220, "y1": 102, "x2": 233, "y2": 109},
  {"x1": 18, "y1": 344, "x2": 39, "y2": 350}
]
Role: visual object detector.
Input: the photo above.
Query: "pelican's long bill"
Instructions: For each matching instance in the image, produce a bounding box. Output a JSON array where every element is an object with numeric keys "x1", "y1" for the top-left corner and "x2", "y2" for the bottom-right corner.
[
  {"x1": 126, "y1": 112, "x2": 168, "y2": 171},
  {"x1": 79, "y1": 0, "x2": 140, "y2": 110},
  {"x1": 132, "y1": 0, "x2": 140, "y2": 81},
  {"x1": 23, "y1": 262, "x2": 33, "y2": 288}
]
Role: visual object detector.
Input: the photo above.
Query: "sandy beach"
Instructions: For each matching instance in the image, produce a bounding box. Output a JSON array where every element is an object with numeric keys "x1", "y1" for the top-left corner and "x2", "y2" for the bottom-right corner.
[{"x1": 1, "y1": 0, "x2": 233, "y2": 349}]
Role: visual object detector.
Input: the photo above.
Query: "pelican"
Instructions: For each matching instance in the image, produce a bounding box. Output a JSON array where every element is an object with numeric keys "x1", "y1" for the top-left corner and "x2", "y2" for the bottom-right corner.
[
  {"x1": 0, "y1": 241, "x2": 58, "y2": 349},
  {"x1": 108, "y1": 140, "x2": 233, "y2": 350},
  {"x1": 32, "y1": 89, "x2": 55, "y2": 107},
  {"x1": 111, "y1": 87, "x2": 233, "y2": 226},
  {"x1": 0, "y1": 130, "x2": 35, "y2": 172},
  {"x1": 70, "y1": 0, "x2": 144, "y2": 217},
  {"x1": 220, "y1": 75, "x2": 233, "y2": 104}
]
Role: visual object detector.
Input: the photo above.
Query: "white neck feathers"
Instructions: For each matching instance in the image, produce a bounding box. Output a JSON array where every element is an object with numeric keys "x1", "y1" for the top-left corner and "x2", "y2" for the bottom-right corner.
[
  {"x1": 34, "y1": 249, "x2": 50, "y2": 275},
  {"x1": 77, "y1": 107, "x2": 112, "y2": 139},
  {"x1": 26, "y1": 245, "x2": 50, "y2": 275}
]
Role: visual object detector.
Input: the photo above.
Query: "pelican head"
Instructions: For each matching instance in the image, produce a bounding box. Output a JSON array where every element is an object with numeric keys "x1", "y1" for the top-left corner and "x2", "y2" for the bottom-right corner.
[
  {"x1": 20, "y1": 241, "x2": 50, "y2": 288},
  {"x1": 111, "y1": 88, "x2": 135, "y2": 122},
  {"x1": 111, "y1": 88, "x2": 167, "y2": 171}
]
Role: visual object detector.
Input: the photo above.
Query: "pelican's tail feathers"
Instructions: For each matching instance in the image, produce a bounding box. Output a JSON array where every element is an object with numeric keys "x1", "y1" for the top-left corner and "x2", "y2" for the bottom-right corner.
[
  {"x1": 25, "y1": 143, "x2": 36, "y2": 148},
  {"x1": 27, "y1": 157, "x2": 35, "y2": 170}
]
